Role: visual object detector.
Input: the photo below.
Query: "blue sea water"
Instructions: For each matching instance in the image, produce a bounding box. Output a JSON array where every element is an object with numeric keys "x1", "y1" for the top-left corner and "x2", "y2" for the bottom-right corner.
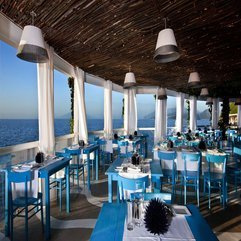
[{"x1": 0, "y1": 118, "x2": 210, "y2": 148}]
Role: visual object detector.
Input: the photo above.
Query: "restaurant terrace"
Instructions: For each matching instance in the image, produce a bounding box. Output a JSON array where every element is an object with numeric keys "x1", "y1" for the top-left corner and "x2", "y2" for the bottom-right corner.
[{"x1": 1, "y1": 1, "x2": 241, "y2": 241}]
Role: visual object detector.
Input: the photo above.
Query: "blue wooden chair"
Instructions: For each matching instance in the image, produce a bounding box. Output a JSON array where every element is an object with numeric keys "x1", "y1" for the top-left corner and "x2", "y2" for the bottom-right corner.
[
  {"x1": 130, "y1": 192, "x2": 172, "y2": 204},
  {"x1": 203, "y1": 153, "x2": 227, "y2": 209},
  {"x1": 8, "y1": 170, "x2": 44, "y2": 241},
  {"x1": 158, "y1": 150, "x2": 177, "y2": 201},
  {"x1": 98, "y1": 139, "x2": 112, "y2": 171},
  {"x1": 181, "y1": 152, "x2": 201, "y2": 206},
  {"x1": 117, "y1": 140, "x2": 132, "y2": 159},
  {"x1": 117, "y1": 175, "x2": 149, "y2": 201},
  {"x1": 49, "y1": 151, "x2": 72, "y2": 211},
  {"x1": 65, "y1": 148, "x2": 85, "y2": 189}
]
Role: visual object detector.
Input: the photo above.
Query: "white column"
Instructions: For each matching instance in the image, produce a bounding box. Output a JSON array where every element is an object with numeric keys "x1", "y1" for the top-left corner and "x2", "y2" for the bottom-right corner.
[
  {"x1": 128, "y1": 88, "x2": 137, "y2": 134},
  {"x1": 176, "y1": 92, "x2": 184, "y2": 132},
  {"x1": 212, "y1": 98, "x2": 219, "y2": 129},
  {"x1": 154, "y1": 89, "x2": 167, "y2": 143},
  {"x1": 189, "y1": 96, "x2": 197, "y2": 131},
  {"x1": 123, "y1": 89, "x2": 129, "y2": 135},
  {"x1": 37, "y1": 46, "x2": 55, "y2": 154},
  {"x1": 238, "y1": 105, "x2": 241, "y2": 128},
  {"x1": 104, "y1": 80, "x2": 113, "y2": 138}
]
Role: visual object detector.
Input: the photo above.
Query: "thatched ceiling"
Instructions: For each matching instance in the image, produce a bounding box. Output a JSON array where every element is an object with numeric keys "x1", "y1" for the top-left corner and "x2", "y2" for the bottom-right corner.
[{"x1": 1, "y1": 0, "x2": 241, "y2": 97}]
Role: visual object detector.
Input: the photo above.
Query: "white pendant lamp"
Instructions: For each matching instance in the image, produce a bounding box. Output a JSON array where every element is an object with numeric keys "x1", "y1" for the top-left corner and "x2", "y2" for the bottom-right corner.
[
  {"x1": 154, "y1": 18, "x2": 180, "y2": 63},
  {"x1": 188, "y1": 72, "x2": 200, "y2": 87},
  {"x1": 17, "y1": 11, "x2": 49, "y2": 63},
  {"x1": 200, "y1": 88, "x2": 209, "y2": 97},
  {"x1": 123, "y1": 67, "x2": 136, "y2": 89},
  {"x1": 206, "y1": 97, "x2": 213, "y2": 105},
  {"x1": 158, "y1": 87, "x2": 167, "y2": 100},
  {"x1": 235, "y1": 97, "x2": 241, "y2": 105}
]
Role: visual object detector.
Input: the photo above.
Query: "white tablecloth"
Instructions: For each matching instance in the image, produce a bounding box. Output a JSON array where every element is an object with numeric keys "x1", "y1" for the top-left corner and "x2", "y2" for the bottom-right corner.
[{"x1": 123, "y1": 214, "x2": 195, "y2": 241}]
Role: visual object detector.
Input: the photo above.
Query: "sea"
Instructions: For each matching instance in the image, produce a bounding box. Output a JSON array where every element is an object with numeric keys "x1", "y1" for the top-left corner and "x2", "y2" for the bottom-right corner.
[{"x1": 0, "y1": 118, "x2": 210, "y2": 148}]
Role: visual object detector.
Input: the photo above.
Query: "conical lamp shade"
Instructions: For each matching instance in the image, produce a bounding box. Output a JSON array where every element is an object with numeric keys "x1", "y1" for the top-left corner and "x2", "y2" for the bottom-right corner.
[
  {"x1": 188, "y1": 72, "x2": 200, "y2": 87},
  {"x1": 235, "y1": 97, "x2": 241, "y2": 105},
  {"x1": 154, "y1": 28, "x2": 180, "y2": 63},
  {"x1": 123, "y1": 72, "x2": 136, "y2": 89},
  {"x1": 17, "y1": 25, "x2": 49, "y2": 63},
  {"x1": 158, "y1": 87, "x2": 167, "y2": 100},
  {"x1": 200, "y1": 88, "x2": 209, "y2": 96},
  {"x1": 206, "y1": 97, "x2": 213, "y2": 105}
]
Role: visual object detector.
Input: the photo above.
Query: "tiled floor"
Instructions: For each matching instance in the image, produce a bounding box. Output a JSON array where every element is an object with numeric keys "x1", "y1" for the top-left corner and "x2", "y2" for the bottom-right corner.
[{"x1": 1, "y1": 164, "x2": 241, "y2": 241}]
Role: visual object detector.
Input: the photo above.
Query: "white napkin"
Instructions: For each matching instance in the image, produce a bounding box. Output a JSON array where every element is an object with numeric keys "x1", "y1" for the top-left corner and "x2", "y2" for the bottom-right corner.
[{"x1": 123, "y1": 215, "x2": 195, "y2": 241}]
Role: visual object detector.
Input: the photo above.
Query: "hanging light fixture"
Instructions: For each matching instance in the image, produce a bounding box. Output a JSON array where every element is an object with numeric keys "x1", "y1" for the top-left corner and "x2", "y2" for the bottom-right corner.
[
  {"x1": 235, "y1": 97, "x2": 241, "y2": 105},
  {"x1": 157, "y1": 87, "x2": 167, "y2": 100},
  {"x1": 17, "y1": 11, "x2": 49, "y2": 63},
  {"x1": 188, "y1": 72, "x2": 200, "y2": 88},
  {"x1": 200, "y1": 88, "x2": 209, "y2": 97},
  {"x1": 123, "y1": 66, "x2": 136, "y2": 89},
  {"x1": 154, "y1": 18, "x2": 180, "y2": 63},
  {"x1": 206, "y1": 97, "x2": 213, "y2": 105}
]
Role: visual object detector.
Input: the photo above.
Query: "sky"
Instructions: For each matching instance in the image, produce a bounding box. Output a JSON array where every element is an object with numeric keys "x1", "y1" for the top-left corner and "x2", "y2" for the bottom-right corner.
[{"x1": 0, "y1": 40, "x2": 207, "y2": 119}]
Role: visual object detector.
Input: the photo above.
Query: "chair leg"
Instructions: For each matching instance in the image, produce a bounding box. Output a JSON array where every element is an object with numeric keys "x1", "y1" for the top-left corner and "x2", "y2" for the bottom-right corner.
[
  {"x1": 40, "y1": 201, "x2": 44, "y2": 233},
  {"x1": 59, "y1": 180, "x2": 62, "y2": 212},
  {"x1": 197, "y1": 179, "x2": 199, "y2": 207},
  {"x1": 184, "y1": 178, "x2": 187, "y2": 205},
  {"x1": 25, "y1": 206, "x2": 29, "y2": 241},
  {"x1": 208, "y1": 181, "x2": 211, "y2": 209}
]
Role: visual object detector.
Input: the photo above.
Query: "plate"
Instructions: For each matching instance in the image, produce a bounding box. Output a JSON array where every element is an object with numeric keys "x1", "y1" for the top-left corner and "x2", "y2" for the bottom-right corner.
[{"x1": 172, "y1": 205, "x2": 191, "y2": 216}]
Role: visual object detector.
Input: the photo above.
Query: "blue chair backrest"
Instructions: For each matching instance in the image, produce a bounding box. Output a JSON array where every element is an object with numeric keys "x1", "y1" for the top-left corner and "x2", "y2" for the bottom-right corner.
[
  {"x1": 158, "y1": 151, "x2": 176, "y2": 160},
  {"x1": 182, "y1": 152, "x2": 200, "y2": 175},
  {"x1": 118, "y1": 175, "x2": 149, "y2": 201},
  {"x1": 8, "y1": 170, "x2": 33, "y2": 203},
  {"x1": 206, "y1": 153, "x2": 227, "y2": 174},
  {"x1": 158, "y1": 150, "x2": 176, "y2": 171}
]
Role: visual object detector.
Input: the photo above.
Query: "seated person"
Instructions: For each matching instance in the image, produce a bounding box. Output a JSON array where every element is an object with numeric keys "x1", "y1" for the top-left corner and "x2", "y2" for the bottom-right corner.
[{"x1": 134, "y1": 131, "x2": 138, "y2": 136}]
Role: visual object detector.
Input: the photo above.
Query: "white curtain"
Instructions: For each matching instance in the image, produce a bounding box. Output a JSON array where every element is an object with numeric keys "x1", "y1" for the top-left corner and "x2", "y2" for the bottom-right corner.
[
  {"x1": 238, "y1": 105, "x2": 241, "y2": 128},
  {"x1": 73, "y1": 68, "x2": 88, "y2": 144},
  {"x1": 154, "y1": 88, "x2": 167, "y2": 143},
  {"x1": 175, "y1": 92, "x2": 184, "y2": 133},
  {"x1": 212, "y1": 98, "x2": 219, "y2": 129},
  {"x1": 128, "y1": 88, "x2": 137, "y2": 135},
  {"x1": 189, "y1": 96, "x2": 197, "y2": 131},
  {"x1": 37, "y1": 46, "x2": 55, "y2": 155},
  {"x1": 104, "y1": 80, "x2": 113, "y2": 138}
]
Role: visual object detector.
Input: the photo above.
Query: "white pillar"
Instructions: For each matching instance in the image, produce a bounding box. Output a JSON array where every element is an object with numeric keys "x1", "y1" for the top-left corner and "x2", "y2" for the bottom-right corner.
[
  {"x1": 176, "y1": 92, "x2": 184, "y2": 132},
  {"x1": 154, "y1": 91, "x2": 167, "y2": 143},
  {"x1": 212, "y1": 98, "x2": 219, "y2": 129},
  {"x1": 123, "y1": 89, "x2": 129, "y2": 135},
  {"x1": 238, "y1": 105, "x2": 241, "y2": 128},
  {"x1": 104, "y1": 80, "x2": 113, "y2": 138},
  {"x1": 189, "y1": 96, "x2": 197, "y2": 131},
  {"x1": 128, "y1": 88, "x2": 137, "y2": 135}
]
